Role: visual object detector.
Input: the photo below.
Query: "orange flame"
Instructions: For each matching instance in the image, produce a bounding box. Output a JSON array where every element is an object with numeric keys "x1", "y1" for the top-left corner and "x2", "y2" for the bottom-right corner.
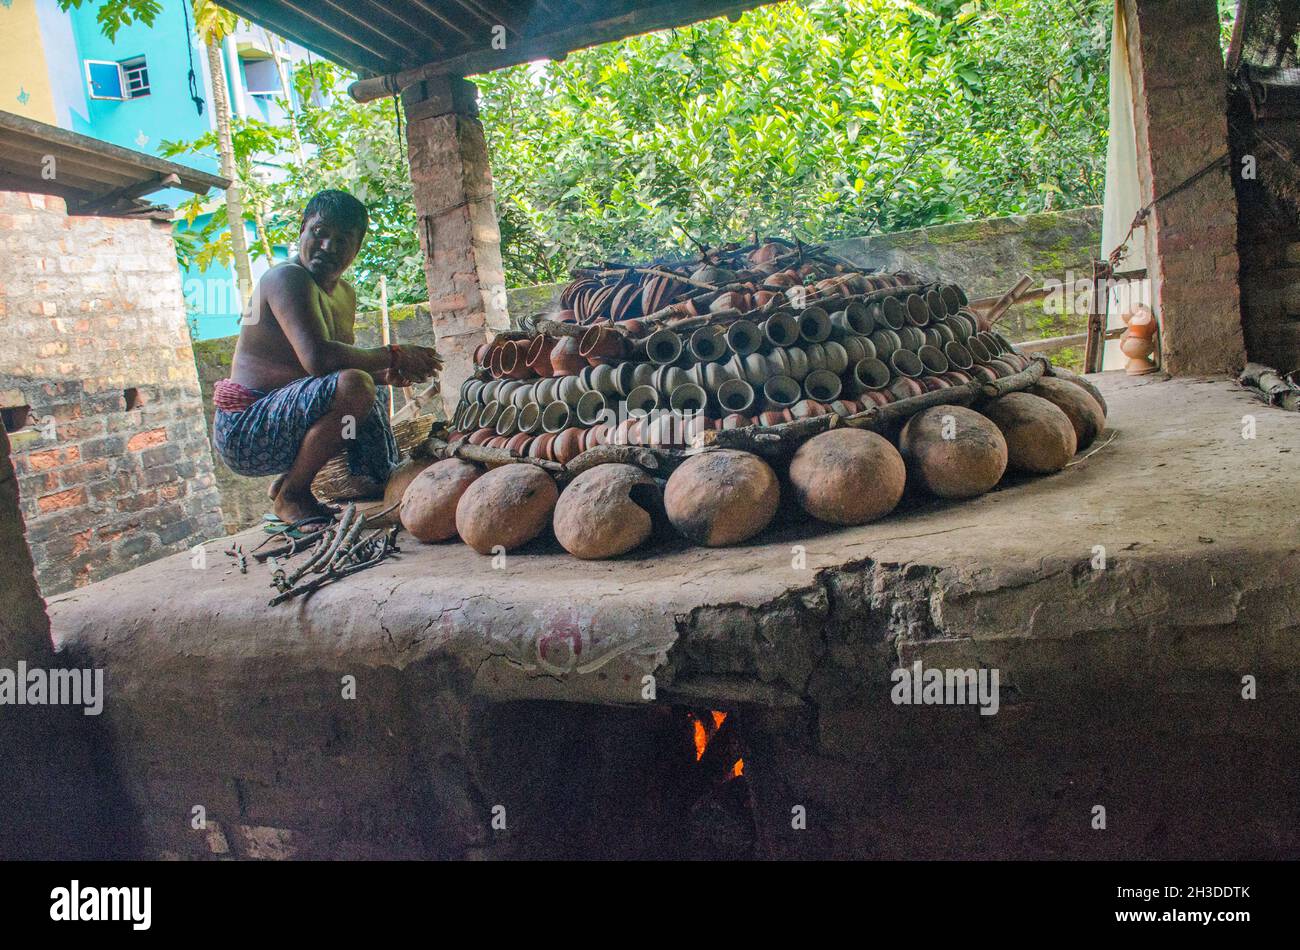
[{"x1": 691, "y1": 711, "x2": 745, "y2": 778}]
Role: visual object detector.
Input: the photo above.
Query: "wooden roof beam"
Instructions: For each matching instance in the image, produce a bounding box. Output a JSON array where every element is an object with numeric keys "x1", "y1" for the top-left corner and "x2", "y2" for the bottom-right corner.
[{"x1": 350, "y1": 0, "x2": 784, "y2": 101}]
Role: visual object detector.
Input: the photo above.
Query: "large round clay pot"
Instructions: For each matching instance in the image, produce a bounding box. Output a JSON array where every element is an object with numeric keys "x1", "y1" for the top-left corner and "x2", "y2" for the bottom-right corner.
[
  {"x1": 664, "y1": 450, "x2": 779, "y2": 546},
  {"x1": 981, "y1": 392, "x2": 1077, "y2": 474},
  {"x1": 455, "y1": 463, "x2": 559, "y2": 554},
  {"x1": 382, "y1": 457, "x2": 434, "y2": 515},
  {"x1": 789, "y1": 429, "x2": 905, "y2": 525},
  {"x1": 1028, "y1": 377, "x2": 1106, "y2": 450},
  {"x1": 553, "y1": 463, "x2": 659, "y2": 559},
  {"x1": 900, "y1": 405, "x2": 1007, "y2": 499},
  {"x1": 401, "y1": 458, "x2": 483, "y2": 542}
]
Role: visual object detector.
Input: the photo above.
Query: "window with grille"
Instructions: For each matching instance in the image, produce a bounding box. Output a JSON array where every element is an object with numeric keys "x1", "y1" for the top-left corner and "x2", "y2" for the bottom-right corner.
[
  {"x1": 121, "y1": 56, "x2": 150, "y2": 99},
  {"x1": 84, "y1": 56, "x2": 149, "y2": 100}
]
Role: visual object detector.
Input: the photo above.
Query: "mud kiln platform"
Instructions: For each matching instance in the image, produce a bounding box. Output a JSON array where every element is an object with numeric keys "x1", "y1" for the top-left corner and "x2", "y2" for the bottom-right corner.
[{"x1": 47, "y1": 374, "x2": 1300, "y2": 859}]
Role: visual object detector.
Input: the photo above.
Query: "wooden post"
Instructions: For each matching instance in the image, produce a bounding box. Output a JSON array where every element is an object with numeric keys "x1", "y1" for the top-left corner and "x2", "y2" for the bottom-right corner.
[{"x1": 378, "y1": 274, "x2": 395, "y2": 418}]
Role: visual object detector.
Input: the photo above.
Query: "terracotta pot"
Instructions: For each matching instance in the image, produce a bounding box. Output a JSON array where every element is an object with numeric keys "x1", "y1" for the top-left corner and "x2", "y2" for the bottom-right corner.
[
  {"x1": 940, "y1": 371, "x2": 973, "y2": 386},
  {"x1": 900, "y1": 405, "x2": 1007, "y2": 500},
  {"x1": 820, "y1": 340, "x2": 850, "y2": 375},
  {"x1": 848, "y1": 358, "x2": 891, "y2": 395},
  {"x1": 556, "y1": 374, "x2": 586, "y2": 407},
  {"x1": 505, "y1": 433, "x2": 533, "y2": 456},
  {"x1": 670, "y1": 383, "x2": 708, "y2": 414},
  {"x1": 576, "y1": 389, "x2": 608, "y2": 426},
  {"x1": 940, "y1": 285, "x2": 963, "y2": 316},
  {"x1": 721, "y1": 413, "x2": 753, "y2": 430},
  {"x1": 918, "y1": 344, "x2": 950, "y2": 375},
  {"x1": 456, "y1": 464, "x2": 559, "y2": 554},
  {"x1": 841, "y1": 335, "x2": 873, "y2": 364},
  {"x1": 541, "y1": 400, "x2": 572, "y2": 433},
  {"x1": 1124, "y1": 305, "x2": 1157, "y2": 339},
  {"x1": 797, "y1": 306, "x2": 832, "y2": 343},
  {"x1": 987, "y1": 359, "x2": 1016, "y2": 378},
  {"x1": 552, "y1": 427, "x2": 586, "y2": 464},
  {"x1": 789, "y1": 429, "x2": 905, "y2": 526},
  {"x1": 869, "y1": 329, "x2": 901, "y2": 359},
  {"x1": 549, "y1": 335, "x2": 585, "y2": 376},
  {"x1": 925, "y1": 289, "x2": 947, "y2": 322},
  {"x1": 494, "y1": 404, "x2": 520, "y2": 437},
  {"x1": 860, "y1": 390, "x2": 893, "y2": 407},
  {"x1": 758, "y1": 409, "x2": 793, "y2": 426},
  {"x1": 579, "y1": 324, "x2": 628, "y2": 365},
  {"x1": 762, "y1": 312, "x2": 800, "y2": 347},
  {"x1": 888, "y1": 377, "x2": 926, "y2": 400},
  {"x1": 890, "y1": 349, "x2": 924, "y2": 379},
  {"x1": 879, "y1": 297, "x2": 907, "y2": 330},
  {"x1": 625, "y1": 385, "x2": 660, "y2": 416},
  {"x1": 717, "y1": 378, "x2": 756, "y2": 414},
  {"x1": 966, "y1": 337, "x2": 992, "y2": 363},
  {"x1": 803, "y1": 369, "x2": 842, "y2": 403},
  {"x1": 473, "y1": 342, "x2": 491, "y2": 367},
  {"x1": 688, "y1": 325, "x2": 728, "y2": 363},
  {"x1": 663, "y1": 449, "x2": 780, "y2": 547},
  {"x1": 525, "y1": 335, "x2": 556, "y2": 377},
  {"x1": 584, "y1": 423, "x2": 611, "y2": 450},
  {"x1": 497, "y1": 340, "x2": 531, "y2": 380},
  {"x1": 920, "y1": 375, "x2": 950, "y2": 391},
  {"x1": 827, "y1": 399, "x2": 860, "y2": 416},
  {"x1": 726, "y1": 320, "x2": 763, "y2": 356},
  {"x1": 791, "y1": 399, "x2": 829, "y2": 420},
  {"x1": 553, "y1": 463, "x2": 659, "y2": 559},
  {"x1": 529, "y1": 432, "x2": 557, "y2": 459},
  {"x1": 729, "y1": 352, "x2": 770, "y2": 387},
  {"x1": 485, "y1": 436, "x2": 508, "y2": 449},
  {"x1": 644, "y1": 327, "x2": 684, "y2": 365},
  {"x1": 762, "y1": 375, "x2": 801, "y2": 410},
  {"x1": 944, "y1": 341, "x2": 974, "y2": 370},
  {"x1": 517, "y1": 402, "x2": 543, "y2": 435},
  {"x1": 904, "y1": 294, "x2": 930, "y2": 327},
  {"x1": 897, "y1": 326, "x2": 926, "y2": 351}
]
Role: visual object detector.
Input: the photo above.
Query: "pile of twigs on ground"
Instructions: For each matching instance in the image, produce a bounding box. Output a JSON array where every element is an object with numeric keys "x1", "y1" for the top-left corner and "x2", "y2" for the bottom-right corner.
[{"x1": 254, "y1": 502, "x2": 401, "y2": 606}]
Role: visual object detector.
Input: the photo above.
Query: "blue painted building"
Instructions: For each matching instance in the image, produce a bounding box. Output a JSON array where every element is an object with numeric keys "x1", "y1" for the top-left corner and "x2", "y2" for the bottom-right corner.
[{"x1": 0, "y1": 0, "x2": 310, "y2": 339}]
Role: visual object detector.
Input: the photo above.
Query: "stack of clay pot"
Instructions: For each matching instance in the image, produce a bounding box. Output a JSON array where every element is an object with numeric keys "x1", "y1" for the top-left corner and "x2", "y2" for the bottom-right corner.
[
  {"x1": 399, "y1": 239, "x2": 1110, "y2": 561},
  {"x1": 446, "y1": 246, "x2": 1036, "y2": 462}
]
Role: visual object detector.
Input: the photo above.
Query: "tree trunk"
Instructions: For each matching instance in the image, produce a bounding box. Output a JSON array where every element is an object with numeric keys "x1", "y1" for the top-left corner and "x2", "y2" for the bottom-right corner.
[{"x1": 205, "y1": 34, "x2": 253, "y2": 303}]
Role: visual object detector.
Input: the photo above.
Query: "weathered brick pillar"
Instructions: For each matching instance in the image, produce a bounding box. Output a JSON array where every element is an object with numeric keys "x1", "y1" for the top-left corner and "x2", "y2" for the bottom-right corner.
[
  {"x1": 402, "y1": 76, "x2": 509, "y2": 413},
  {"x1": 1122, "y1": 0, "x2": 1246, "y2": 375}
]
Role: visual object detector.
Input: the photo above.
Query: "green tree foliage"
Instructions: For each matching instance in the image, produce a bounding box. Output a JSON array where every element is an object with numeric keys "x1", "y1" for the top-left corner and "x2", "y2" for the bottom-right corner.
[
  {"x1": 477, "y1": 0, "x2": 1113, "y2": 283},
  {"x1": 161, "y1": 0, "x2": 1115, "y2": 299}
]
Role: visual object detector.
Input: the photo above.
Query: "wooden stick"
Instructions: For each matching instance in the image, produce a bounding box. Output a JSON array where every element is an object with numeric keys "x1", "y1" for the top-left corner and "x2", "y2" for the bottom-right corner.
[
  {"x1": 559, "y1": 443, "x2": 688, "y2": 481},
  {"x1": 424, "y1": 436, "x2": 564, "y2": 473},
  {"x1": 697, "y1": 359, "x2": 1048, "y2": 456}
]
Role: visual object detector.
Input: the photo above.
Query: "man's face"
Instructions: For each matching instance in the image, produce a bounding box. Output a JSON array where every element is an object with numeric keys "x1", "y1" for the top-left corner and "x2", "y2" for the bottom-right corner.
[{"x1": 299, "y1": 212, "x2": 362, "y2": 282}]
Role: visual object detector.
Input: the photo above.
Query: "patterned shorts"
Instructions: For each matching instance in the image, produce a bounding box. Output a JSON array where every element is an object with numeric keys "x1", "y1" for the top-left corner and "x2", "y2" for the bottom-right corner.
[{"x1": 212, "y1": 371, "x2": 397, "y2": 484}]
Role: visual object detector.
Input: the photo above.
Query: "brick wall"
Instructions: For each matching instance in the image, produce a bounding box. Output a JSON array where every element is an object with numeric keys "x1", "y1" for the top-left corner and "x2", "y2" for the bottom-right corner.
[{"x1": 0, "y1": 191, "x2": 224, "y2": 596}]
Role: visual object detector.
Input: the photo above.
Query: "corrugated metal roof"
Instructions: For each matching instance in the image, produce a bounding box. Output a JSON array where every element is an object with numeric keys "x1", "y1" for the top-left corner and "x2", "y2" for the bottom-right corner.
[{"x1": 0, "y1": 111, "x2": 229, "y2": 219}]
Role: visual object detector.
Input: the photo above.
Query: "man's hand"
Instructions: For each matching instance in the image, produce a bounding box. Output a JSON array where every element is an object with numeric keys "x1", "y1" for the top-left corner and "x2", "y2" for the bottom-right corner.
[{"x1": 394, "y1": 345, "x2": 442, "y2": 384}]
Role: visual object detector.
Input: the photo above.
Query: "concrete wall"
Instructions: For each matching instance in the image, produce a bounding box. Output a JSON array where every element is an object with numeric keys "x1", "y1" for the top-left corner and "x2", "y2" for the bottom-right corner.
[{"x1": 0, "y1": 191, "x2": 224, "y2": 595}]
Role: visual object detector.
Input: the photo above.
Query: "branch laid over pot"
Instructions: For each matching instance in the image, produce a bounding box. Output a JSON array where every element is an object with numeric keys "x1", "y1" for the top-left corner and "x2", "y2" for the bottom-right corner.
[
  {"x1": 1239, "y1": 362, "x2": 1300, "y2": 411},
  {"x1": 424, "y1": 436, "x2": 564, "y2": 473},
  {"x1": 1043, "y1": 363, "x2": 1108, "y2": 416},
  {"x1": 559, "y1": 443, "x2": 689, "y2": 482},
  {"x1": 695, "y1": 358, "x2": 1049, "y2": 457}
]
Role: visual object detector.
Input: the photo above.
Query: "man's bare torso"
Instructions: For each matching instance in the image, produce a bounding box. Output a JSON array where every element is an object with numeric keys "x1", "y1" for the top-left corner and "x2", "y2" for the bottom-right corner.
[{"x1": 230, "y1": 261, "x2": 357, "y2": 392}]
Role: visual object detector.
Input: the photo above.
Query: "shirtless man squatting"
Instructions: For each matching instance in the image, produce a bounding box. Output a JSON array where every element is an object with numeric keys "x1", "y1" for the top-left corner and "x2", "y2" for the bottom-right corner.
[{"x1": 212, "y1": 189, "x2": 441, "y2": 523}]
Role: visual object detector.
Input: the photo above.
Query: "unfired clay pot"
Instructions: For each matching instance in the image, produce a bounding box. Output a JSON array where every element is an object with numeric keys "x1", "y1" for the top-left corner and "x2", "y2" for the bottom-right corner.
[
  {"x1": 1028, "y1": 377, "x2": 1105, "y2": 450},
  {"x1": 553, "y1": 463, "x2": 659, "y2": 559},
  {"x1": 900, "y1": 405, "x2": 1007, "y2": 499},
  {"x1": 980, "y1": 393, "x2": 1077, "y2": 474},
  {"x1": 455, "y1": 464, "x2": 559, "y2": 554},
  {"x1": 788, "y1": 429, "x2": 905, "y2": 525},
  {"x1": 400, "y1": 458, "x2": 483, "y2": 543},
  {"x1": 664, "y1": 450, "x2": 779, "y2": 546}
]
